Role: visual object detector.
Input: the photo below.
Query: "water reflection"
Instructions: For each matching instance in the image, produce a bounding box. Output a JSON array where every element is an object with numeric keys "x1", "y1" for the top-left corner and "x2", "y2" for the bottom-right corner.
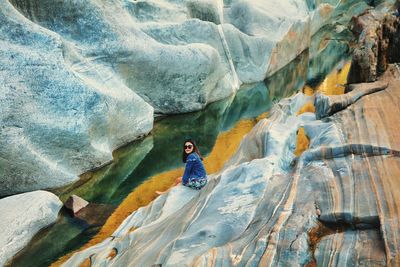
[
  {"x1": 110, "y1": 82, "x2": 272, "y2": 205},
  {"x1": 307, "y1": 24, "x2": 353, "y2": 86}
]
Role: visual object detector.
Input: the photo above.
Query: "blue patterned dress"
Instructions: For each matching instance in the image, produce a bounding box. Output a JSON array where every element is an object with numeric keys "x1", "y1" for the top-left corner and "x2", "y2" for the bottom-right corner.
[{"x1": 182, "y1": 152, "x2": 207, "y2": 190}]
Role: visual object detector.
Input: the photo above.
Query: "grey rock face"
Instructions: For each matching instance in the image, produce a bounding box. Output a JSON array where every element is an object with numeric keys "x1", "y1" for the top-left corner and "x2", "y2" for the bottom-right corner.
[
  {"x1": 5, "y1": 0, "x2": 349, "y2": 115},
  {"x1": 0, "y1": 190, "x2": 62, "y2": 266},
  {"x1": 0, "y1": 1, "x2": 154, "y2": 196}
]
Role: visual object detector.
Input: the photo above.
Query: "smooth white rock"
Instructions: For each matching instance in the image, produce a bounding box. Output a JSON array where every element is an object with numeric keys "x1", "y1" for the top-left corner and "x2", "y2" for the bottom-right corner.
[{"x1": 0, "y1": 190, "x2": 63, "y2": 266}]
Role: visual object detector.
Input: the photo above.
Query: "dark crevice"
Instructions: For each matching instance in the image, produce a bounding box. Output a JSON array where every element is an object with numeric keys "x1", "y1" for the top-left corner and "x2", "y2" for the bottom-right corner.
[{"x1": 306, "y1": 218, "x2": 381, "y2": 267}]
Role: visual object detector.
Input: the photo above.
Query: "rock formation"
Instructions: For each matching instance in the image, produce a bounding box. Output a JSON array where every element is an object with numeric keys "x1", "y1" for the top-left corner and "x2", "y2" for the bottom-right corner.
[
  {"x1": 62, "y1": 62, "x2": 399, "y2": 266},
  {"x1": 64, "y1": 195, "x2": 89, "y2": 215},
  {"x1": 0, "y1": 0, "x2": 373, "y2": 196},
  {"x1": 314, "y1": 80, "x2": 388, "y2": 119},
  {"x1": 348, "y1": 5, "x2": 400, "y2": 83},
  {"x1": 0, "y1": 190, "x2": 62, "y2": 266},
  {"x1": 0, "y1": 1, "x2": 154, "y2": 196}
]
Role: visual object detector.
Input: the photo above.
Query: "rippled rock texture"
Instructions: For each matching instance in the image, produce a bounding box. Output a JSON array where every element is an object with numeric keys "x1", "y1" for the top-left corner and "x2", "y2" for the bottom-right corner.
[
  {"x1": 0, "y1": 0, "x2": 375, "y2": 196},
  {"x1": 0, "y1": 190, "x2": 62, "y2": 266},
  {"x1": 64, "y1": 64, "x2": 400, "y2": 266}
]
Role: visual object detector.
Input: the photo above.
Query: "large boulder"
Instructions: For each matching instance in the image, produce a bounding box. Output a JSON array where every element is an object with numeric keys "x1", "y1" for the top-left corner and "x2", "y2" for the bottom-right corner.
[
  {"x1": 0, "y1": 1, "x2": 154, "y2": 196},
  {"x1": 0, "y1": 190, "x2": 63, "y2": 266}
]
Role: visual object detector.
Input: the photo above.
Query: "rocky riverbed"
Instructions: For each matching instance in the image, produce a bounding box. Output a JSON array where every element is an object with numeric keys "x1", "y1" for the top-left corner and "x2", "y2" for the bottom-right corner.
[
  {"x1": 63, "y1": 4, "x2": 400, "y2": 266},
  {"x1": 1, "y1": 0, "x2": 399, "y2": 266},
  {"x1": 63, "y1": 62, "x2": 400, "y2": 267}
]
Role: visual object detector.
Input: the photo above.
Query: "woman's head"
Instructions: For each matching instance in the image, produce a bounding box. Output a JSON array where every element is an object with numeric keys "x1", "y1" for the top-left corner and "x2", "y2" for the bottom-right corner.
[{"x1": 182, "y1": 139, "x2": 203, "y2": 162}]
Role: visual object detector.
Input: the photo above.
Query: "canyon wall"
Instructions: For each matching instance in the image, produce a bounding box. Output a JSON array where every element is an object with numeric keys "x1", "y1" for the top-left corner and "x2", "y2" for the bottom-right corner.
[{"x1": 0, "y1": 0, "x2": 373, "y2": 196}]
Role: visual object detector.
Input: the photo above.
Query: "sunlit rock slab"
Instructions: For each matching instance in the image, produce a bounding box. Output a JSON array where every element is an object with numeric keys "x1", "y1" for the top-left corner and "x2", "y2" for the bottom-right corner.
[
  {"x1": 324, "y1": 65, "x2": 400, "y2": 265},
  {"x1": 0, "y1": 190, "x2": 62, "y2": 266},
  {"x1": 314, "y1": 80, "x2": 388, "y2": 119},
  {"x1": 332, "y1": 66, "x2": 400, "y2": 152},
  {"x1": 307, "y1": 64, "x2": 400, "y2": 265},
  {"x1": 315, "y1": 230, "x2": 386, "y2": 266},
  {"x1": 62, "y1": 91, "x2": 316, "y2": 266}
]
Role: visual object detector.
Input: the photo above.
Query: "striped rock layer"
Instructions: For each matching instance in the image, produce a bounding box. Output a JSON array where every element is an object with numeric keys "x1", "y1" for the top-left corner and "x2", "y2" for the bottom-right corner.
[{"x1": 64, "y1": 65, "x2": 400, "y2": 266}]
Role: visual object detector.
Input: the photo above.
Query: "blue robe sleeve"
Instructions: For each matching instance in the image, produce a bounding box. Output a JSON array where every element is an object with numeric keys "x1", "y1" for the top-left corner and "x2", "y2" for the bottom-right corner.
[{"x1": 182, "y1": 153, "x2": 197, "y2": 185}]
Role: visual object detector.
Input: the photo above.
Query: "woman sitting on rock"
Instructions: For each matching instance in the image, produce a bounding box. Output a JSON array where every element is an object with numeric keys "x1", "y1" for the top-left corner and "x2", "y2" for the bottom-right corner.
[
  {"x1": 179, "y1": 139, "x2": 207, "y2": 190},
  {"x1": 157, "y1": 139, "x2": 207, "y2": 194}
]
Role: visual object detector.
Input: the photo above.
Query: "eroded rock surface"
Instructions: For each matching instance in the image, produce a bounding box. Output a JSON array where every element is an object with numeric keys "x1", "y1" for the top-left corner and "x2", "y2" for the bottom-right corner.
[
  {"x1": 64, "y1": 64, "x2": 400, "y2": 266},
  {"x1": 314, "y1": 80, "x2": 388, "y2": 119},
  {"x1": 348, "y1": 5, "x2": 400, "y2": 83},
  {"x1": 0, "y1": 190, "x2": 62, "y2": 266},
  {"x1": 1, "y1": 0, "x2": 375, "y2": 196},
  {"x1": 0, "y1": 1, "x2": 154, "y2": 196}
]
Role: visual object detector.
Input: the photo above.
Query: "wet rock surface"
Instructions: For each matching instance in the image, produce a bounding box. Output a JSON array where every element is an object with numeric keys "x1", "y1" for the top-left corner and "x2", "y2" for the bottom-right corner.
[
  {"x1": 64, "y1": 65, "x2": 400, "y2": 266},
  {"x1": 73, "y1": 203, "x2": 115, "y2": 226},
  {"x1": 0, "y1": 190, "x2": 62, "y2": 266}
]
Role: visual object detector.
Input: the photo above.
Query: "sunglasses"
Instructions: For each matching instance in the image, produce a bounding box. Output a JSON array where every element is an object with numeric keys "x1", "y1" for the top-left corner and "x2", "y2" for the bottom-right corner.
[{"x1": 184, "y1": 145, "x2": 193, "y2": 149}]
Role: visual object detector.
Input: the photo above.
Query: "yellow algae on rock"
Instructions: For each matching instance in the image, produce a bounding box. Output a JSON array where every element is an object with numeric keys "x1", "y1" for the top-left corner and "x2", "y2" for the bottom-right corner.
[
  {"x1": 297, "y1": 62, "x2": 351, "y2": 117},
  {"x1": 302, "y1": 85, "x2": 314, "y2": 96},
  {"x1": 297, "y1": 102, "x2": 315, "y2": 115},
  {"x1": 204, "y1": 119, "x2": 256, "y2": 174},
  {"x1": 316, "y1": 62, "x2": 351, "y2": 95},
  {"x1": 294, "y1": 127, "x2": 310, "y2": 156}
]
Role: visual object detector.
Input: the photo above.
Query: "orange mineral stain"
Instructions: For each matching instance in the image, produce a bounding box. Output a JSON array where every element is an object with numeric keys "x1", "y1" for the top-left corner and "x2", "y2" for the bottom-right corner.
[{"x1": 78, "y1": 258, "x2": 91, "y2": 267}]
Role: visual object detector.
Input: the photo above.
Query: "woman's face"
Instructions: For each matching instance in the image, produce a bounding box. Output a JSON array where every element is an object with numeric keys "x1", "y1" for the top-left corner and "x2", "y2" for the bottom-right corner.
[{"x1": 184, "y1": 142, "x2": 194, "y2": 154}]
